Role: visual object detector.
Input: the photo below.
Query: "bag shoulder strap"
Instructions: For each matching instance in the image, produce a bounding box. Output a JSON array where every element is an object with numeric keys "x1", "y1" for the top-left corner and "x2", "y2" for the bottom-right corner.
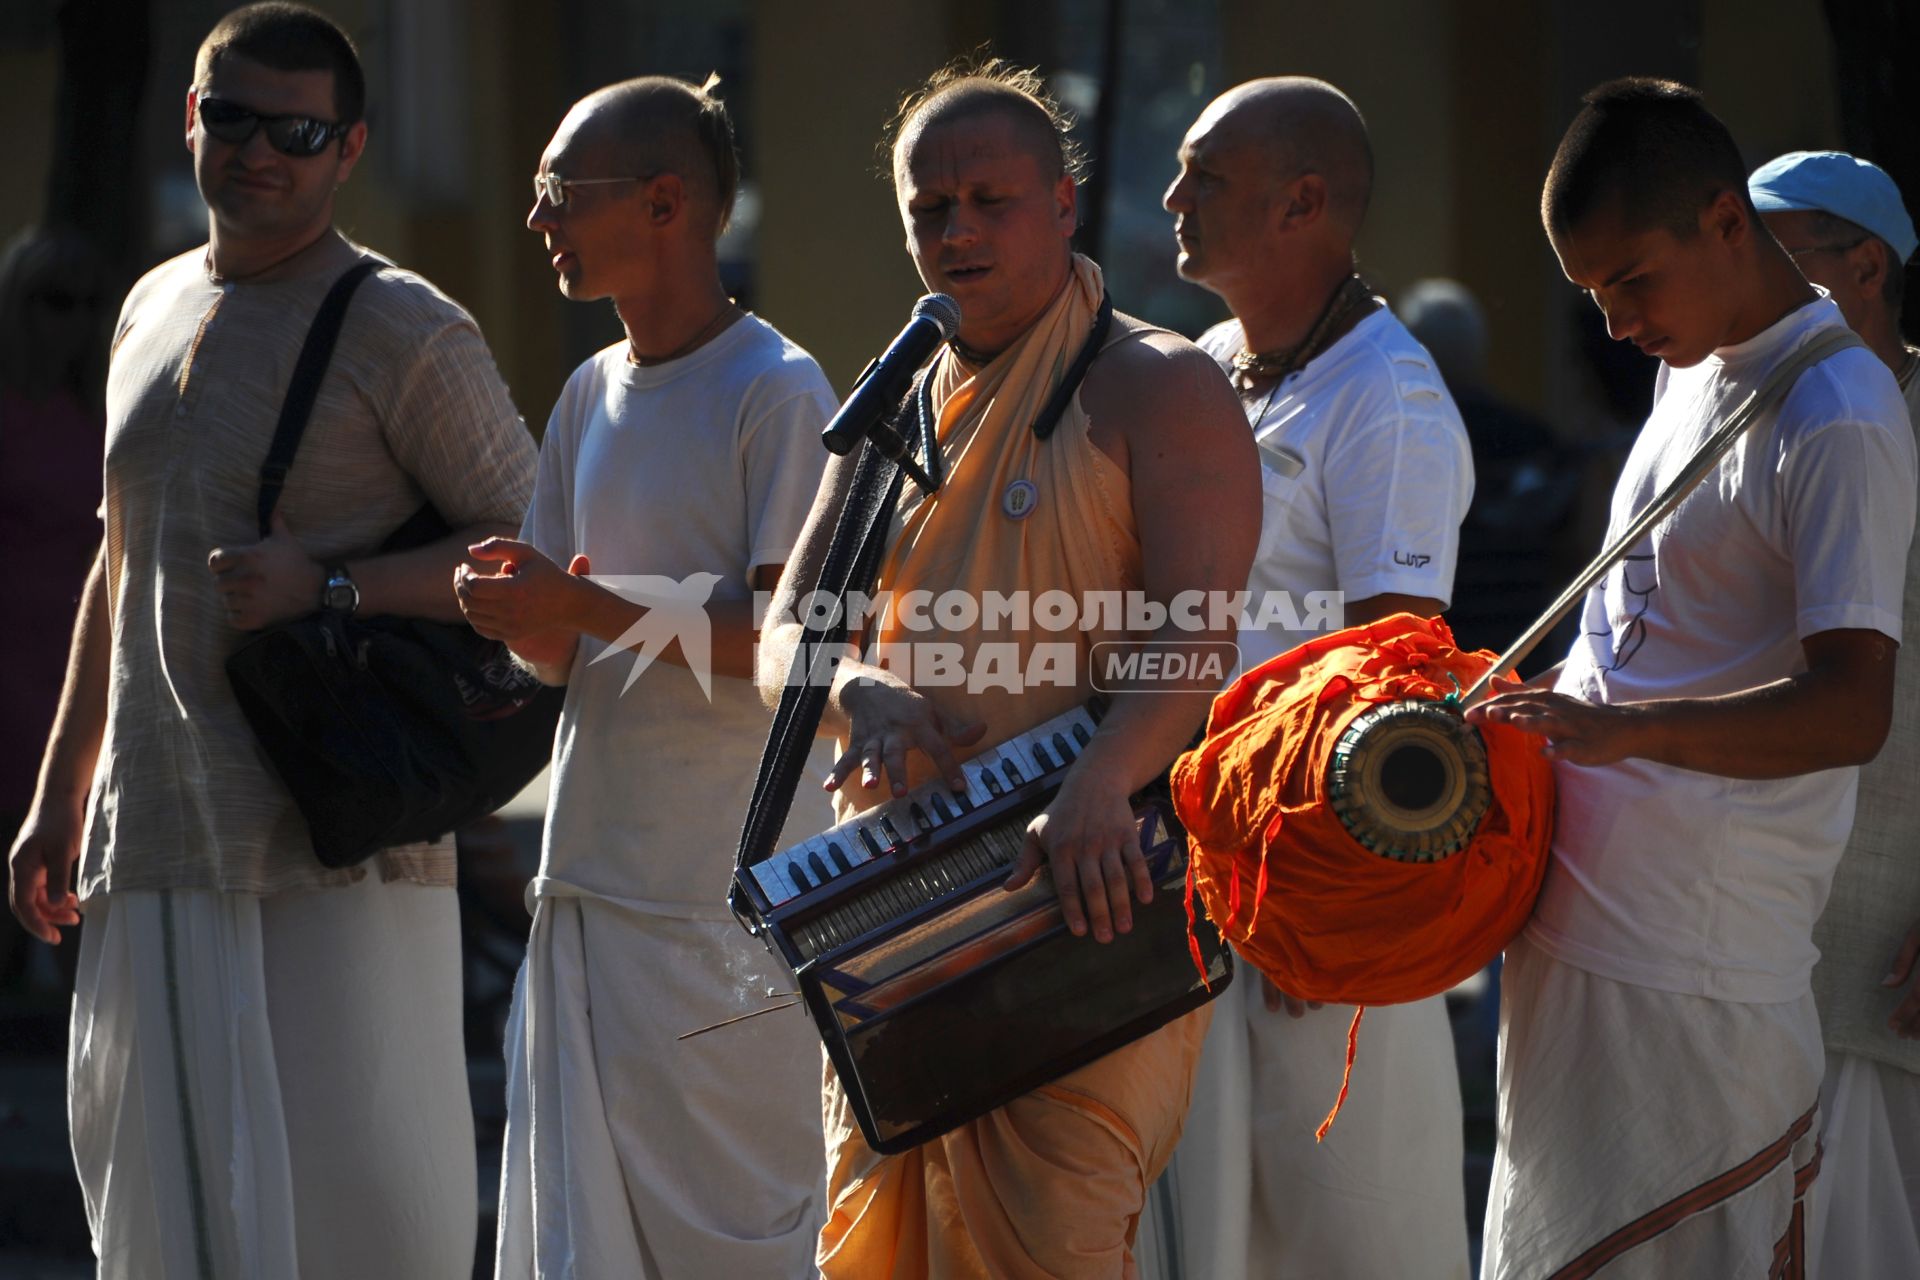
[
  {"x1": 253, "y1": 259, "x2": 382, "y2": 537},
  {"x1": 1463, "y1": 325, "x2": 1867, "y2": 701}
]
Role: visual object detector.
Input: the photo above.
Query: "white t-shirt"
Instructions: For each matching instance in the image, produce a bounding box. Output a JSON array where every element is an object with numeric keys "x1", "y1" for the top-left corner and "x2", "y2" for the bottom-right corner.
[
  {"x1": 523, "y1": 316, "x2": 837, "y2": 916},
  {"x1": 1200, "y1": 309, "x2": 1473, "y2": 670},
  {"x1": 1527, "y1": 298, "x2": 1917, "y2": 1002}
]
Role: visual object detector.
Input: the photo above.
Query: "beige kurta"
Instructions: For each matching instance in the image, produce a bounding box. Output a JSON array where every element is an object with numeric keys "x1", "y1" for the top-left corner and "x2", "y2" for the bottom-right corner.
[
  {"x1": 818, "y1": 257, "x2": 1210, "y2": 1279},
  {"x1": 89, "y1": 232, "x2": 535, "y2": 896}
]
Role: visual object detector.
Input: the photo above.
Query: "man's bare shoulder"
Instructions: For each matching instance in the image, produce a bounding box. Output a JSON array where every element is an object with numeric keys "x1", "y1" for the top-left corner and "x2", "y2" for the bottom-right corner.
[{"x1": 1082, "y1": 313, "x2": 1240, "y2": 440}]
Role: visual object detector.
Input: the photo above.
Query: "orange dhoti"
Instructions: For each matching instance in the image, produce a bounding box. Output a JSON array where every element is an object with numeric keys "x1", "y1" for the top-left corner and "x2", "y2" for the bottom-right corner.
[{"x1": 819, "y1": 1007, "x2": 1210, "y2": 1280}]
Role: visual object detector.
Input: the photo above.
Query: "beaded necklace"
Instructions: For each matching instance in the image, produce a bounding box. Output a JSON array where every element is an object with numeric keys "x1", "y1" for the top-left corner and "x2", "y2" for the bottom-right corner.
[{"x1": 1230, "y1": 272, "x2": 1375, "y2": 393}]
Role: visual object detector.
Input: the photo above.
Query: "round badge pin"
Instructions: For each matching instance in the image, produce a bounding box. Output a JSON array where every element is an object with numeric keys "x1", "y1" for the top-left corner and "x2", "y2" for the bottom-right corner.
[{"x1": 1002, "y1": 479, "x2": 1038, "y2": 520}]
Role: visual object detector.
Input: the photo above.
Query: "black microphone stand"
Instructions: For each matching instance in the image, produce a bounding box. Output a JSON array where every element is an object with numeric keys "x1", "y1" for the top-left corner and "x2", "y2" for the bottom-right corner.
[{"x1": 729, "y1": 372, "x2": 941, "y2": 933}]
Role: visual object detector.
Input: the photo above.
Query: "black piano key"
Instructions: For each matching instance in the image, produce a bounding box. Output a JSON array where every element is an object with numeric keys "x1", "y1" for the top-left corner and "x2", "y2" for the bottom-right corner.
[
  {"x1": 1053, "y1": 731, "x2": 1075, "y2": 762},
  {"x1": 980, "y1": 767, "x2": 1002, "y2": 797},
  {"x1": 1030, "y1": 739, "x2": 1055, "y2": 770},
  {"x1": 1001, "y1": 758, "x2": 1024, "y2": 786},
  {"x1": 808, "y1": 850, "x2": 832, "y2": 883},
  {"x1": 910, "y1": 802, "x2": 933, "y2": 833},
  {"x1": 859, "y1": 826, "x2": 885, "y2": 859},
  {"x1": 788, "y1": 859, "x2": 813, "y2": 891},
  {"x1": 828, "y1": 842, "x2": 853, "y2": 874},
  {"x1": 1072, "y1": 722, "x2": 1092, "y2": 747},
  {"x1": 930, "y1": 792, "x2": 953, "y2": 822},
  {"x1": 879, "y1": 815, "x2": 905, "y2": 849}
]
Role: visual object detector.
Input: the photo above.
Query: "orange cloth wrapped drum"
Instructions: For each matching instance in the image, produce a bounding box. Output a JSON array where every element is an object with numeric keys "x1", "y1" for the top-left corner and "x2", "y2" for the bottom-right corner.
[{"x1": 1173, "y1": 612, "x2": 1554, "y2": 1008}]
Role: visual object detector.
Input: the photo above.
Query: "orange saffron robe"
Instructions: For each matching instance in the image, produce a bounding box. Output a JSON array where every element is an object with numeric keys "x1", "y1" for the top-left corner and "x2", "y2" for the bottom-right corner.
[{"x1": 817, "y1": 258, "x2": 1210, "y2": 1280}]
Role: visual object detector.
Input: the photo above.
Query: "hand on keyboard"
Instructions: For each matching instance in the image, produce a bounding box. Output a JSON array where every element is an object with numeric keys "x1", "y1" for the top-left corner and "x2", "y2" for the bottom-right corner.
[
  {"x1": 827, "y1": 664, "x2": 984, "y2": 798},
  {"x1": 1005, "y1": 764, "x2": 1155, "y2": 945}
]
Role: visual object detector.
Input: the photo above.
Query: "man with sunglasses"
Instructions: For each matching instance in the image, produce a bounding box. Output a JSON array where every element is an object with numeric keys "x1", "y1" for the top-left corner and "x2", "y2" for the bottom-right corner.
[
  {"x1": 7, "y1": 4, "x2": 537, "y2": 1278},
  {"x1": 453, "y1": 77, "x2": 835, "y2": 1278},
  {"x1": 1748, "y1": 150, "x2": 1920, "y2": 1279}
]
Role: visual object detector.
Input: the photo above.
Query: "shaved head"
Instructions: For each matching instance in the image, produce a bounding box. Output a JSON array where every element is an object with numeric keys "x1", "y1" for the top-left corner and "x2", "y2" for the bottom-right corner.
[
  {"x1": 558, "y1": 76, "x2": 740, "y2": 237},
  {"x1": 1200, "y1": 77, "x2": 1374, "y2": 241}
]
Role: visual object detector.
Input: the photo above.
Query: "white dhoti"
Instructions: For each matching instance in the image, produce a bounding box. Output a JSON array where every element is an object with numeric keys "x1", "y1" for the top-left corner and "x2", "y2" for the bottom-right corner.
[
  {"x1": 1806, "y1": 1051, "x2": 1920, "y2": 1279},
  {"x1": 1138, "y1": 975, "x2": 1468, "y2": 1279},
  {"x1": 69, "y1": 875, "x2": 475, "y2": 1280},
  {"x1": 1483, "y1": 935, "x2": 1823, "y2": 1279},
  {"x1": 494, "y1": 896, "x2": 825, "y2": 1279}
]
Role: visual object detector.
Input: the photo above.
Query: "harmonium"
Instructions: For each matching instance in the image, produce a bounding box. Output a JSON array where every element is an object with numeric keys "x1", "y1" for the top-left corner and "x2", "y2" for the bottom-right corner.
[{"x1": 735, "y1": 700, "x2": 1233, "y2": 1154}]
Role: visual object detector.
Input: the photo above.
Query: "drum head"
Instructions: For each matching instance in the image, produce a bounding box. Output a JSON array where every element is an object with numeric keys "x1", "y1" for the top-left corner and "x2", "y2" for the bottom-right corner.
[{"x1": 1327, "y1": 699, "x2": 1491, "y2": 862}]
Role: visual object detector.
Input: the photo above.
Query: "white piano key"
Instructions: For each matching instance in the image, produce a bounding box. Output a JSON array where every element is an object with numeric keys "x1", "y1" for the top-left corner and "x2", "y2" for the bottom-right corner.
[{"x1": 751, "y1": 860, "x2": 790, "y2": 904}]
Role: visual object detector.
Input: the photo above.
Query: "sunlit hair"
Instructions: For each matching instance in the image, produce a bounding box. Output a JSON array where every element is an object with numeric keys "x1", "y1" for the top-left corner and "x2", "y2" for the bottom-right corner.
[
  {"x1": 0, "y1": 227, "x2": 111, "y2": 410},
  {"x1": 593, "y1": 75, "x2": 742, "y2": 237},
  {"x1": 880, "y1": 54, "x2": 1087, "y2": 186},
  {"x1": 1543, "y1": 77, "x2": 1752, "y2": 242},
  {"x1": 694, "y1": 76, "x2": 742, "y2": 236}
]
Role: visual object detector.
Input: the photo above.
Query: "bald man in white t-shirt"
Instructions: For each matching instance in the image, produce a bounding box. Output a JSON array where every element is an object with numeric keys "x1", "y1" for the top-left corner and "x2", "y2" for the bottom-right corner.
[
  {"x1": 456, "y1": 79, "x2": 835, "y2": 1278},
  {"x1": 1143, "y1": 77, "x2": 1475, "y2": 1280}
]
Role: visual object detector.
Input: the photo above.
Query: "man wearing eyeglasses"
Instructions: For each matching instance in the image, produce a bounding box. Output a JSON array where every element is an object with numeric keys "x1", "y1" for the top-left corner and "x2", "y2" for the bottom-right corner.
[
  {"x1": 1749, "y1": 149, "x2": 1920, "y2": 1279},
  {"x1": 6, "y1": 4, "x2": 538, "y2": 1278},
  {"x1": 453, "y1": 77, "x2": 836, "y2": 1279}
]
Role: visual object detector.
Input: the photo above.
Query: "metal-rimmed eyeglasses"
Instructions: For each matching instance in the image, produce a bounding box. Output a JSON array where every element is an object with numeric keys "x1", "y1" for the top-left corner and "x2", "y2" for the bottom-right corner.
[
  {"x1": 1784, "y1": 235, "x2": 1869, "y2": 260},
  {"x1": 532, "y1": 171, "x2": 660, "y2": 208}
]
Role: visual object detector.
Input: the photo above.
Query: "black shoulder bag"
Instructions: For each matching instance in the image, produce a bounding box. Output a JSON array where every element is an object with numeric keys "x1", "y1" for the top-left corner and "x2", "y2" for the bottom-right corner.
[{"x1": 224, "y1": 261, "x2": 563, "y2": 867}]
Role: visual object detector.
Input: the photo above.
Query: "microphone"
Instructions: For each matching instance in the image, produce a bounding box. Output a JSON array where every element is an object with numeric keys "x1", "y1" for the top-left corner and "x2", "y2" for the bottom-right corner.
[{"x1": 821, "y1": 294, "x2": 961, "y2": 458}]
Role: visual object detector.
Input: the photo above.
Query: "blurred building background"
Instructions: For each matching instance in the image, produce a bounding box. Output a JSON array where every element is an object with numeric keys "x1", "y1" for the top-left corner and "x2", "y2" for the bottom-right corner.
[
  {"x1": 4, "y1": 0, "x2": 1914, "y2": 428},
  {"x1": 2, "y1": 0, "x2": 1917, "y2": 1274}
]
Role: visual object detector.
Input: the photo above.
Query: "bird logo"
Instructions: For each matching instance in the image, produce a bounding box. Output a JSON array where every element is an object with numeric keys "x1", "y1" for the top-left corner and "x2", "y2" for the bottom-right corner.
[{"x1": 586, "y1": 572, "x2": 725, "y2": 699}]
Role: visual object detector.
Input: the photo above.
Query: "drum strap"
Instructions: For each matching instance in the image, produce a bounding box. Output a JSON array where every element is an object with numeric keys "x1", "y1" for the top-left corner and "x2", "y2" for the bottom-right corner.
[{"x1": 1464, "y1": 326, "x2": 1867, "y2": 702}]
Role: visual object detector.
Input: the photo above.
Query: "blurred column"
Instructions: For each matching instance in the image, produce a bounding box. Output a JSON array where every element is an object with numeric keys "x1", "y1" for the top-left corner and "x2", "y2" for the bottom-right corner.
[
  {"x1": 44, "y1": 0, "x2": 151, "y2": 284},
  {"x1": 1215, "y1": 0, "x2": 1458, "y2": 306},
  {"x1": 1448, "y1": 1, "x2": 1554, "y2": 418},
  {"x1": 750, "y1": 0, "x2": 951, "y2": 391},
  {"x1": 371, "y1": 0, "x2": 566, "y2": 432}
]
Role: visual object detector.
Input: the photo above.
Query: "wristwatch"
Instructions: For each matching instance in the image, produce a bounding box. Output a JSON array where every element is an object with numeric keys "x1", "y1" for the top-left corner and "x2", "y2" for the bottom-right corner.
[{"x1": 322, "y1": 563, "x2": 360, "y2": 615}]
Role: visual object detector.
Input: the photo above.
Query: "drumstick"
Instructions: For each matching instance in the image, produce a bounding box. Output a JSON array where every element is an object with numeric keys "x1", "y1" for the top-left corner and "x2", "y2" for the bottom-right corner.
[
  {"x1": 677, "y1": 995, "x2": 801, "y2": 1041},
  {"x1": 1459, "y1": 327, "x2": 1863, "y2": 708}
]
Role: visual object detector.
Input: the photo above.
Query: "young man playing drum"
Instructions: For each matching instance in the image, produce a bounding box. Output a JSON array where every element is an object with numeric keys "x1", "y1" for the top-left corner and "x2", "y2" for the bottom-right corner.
[
  {"x1": 756, "y1": 60, "x2": 1260, "y2": 1278},
  {"x1": 1146, "y1": 77, "x2": 1474, "y2": 1280},
  {"x1": 1469, "y1": 79, "x2": 1916, "y2": 1277}
]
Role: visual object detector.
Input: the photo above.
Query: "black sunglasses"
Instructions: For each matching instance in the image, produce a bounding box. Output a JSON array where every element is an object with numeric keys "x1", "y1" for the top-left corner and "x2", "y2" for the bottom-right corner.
[{"x1": 197, "y1": 95, "x2": 347, "y2": 158}]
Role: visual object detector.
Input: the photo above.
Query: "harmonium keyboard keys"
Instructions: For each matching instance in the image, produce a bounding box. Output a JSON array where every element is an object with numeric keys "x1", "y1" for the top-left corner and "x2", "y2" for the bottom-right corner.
[
  {"x1": 927, "y1": 790, "x2": 960, "y2": 823},
  {"x1": 968, "y1": 753, "x2": 1006, "y2": 802}
]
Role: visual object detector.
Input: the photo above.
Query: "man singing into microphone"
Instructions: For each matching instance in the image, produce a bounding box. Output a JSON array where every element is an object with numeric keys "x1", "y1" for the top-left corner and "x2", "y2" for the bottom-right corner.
[
  {"x1": 758, "y1": 59, "x2": 1260, "y2": 1277},
  {"x1": 453, "y1": 78, "x2": 836, "y2": 1277}
]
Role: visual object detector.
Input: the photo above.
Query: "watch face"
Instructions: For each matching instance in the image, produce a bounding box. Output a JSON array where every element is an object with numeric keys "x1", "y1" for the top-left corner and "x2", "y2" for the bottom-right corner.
[{"x1": 324, "y1": 575, "x2": 358, "y2": 613}]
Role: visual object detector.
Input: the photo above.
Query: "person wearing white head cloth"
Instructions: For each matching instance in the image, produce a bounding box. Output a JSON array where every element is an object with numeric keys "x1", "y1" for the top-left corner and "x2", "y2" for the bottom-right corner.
[{"x1": 1749, "y1": 148, "x2": 1920, "y2": 1280}]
